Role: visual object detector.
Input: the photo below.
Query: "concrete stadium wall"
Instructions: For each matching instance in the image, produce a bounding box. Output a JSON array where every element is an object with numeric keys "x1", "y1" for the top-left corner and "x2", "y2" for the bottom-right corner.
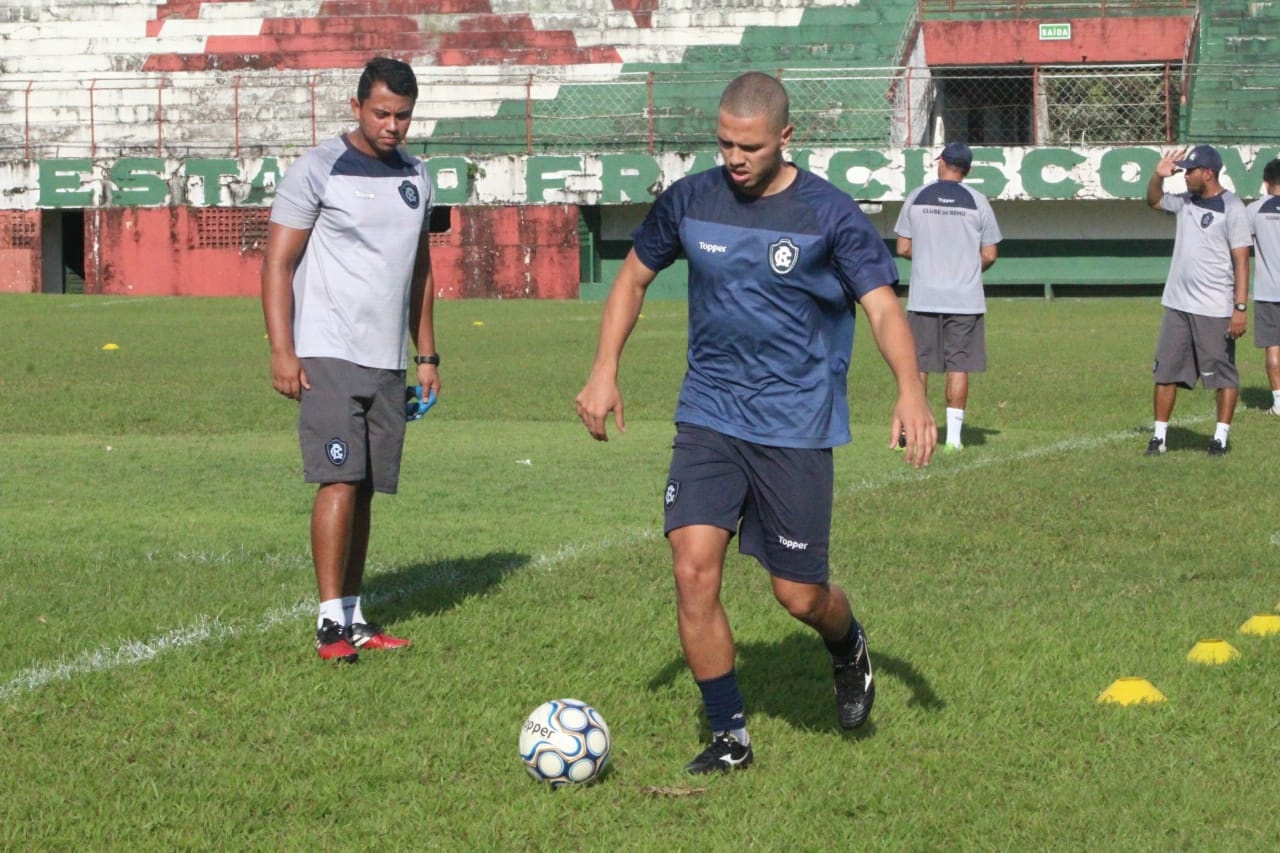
[{"x1": 2, "y1": 0, "x2": 1274, "y2": 299}]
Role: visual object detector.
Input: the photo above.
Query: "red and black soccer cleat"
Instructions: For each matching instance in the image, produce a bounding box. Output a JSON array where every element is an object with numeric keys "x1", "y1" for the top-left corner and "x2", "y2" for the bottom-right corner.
[
  {"x1": 349, "y1": 622, "x2": 411, "y2": 650},
  {"x1": 315, "y1": 618, "x2": 359, "y2": 663}
]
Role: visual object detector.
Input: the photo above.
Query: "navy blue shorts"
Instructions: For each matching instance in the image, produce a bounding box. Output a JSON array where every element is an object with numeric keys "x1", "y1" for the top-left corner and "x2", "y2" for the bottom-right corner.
[{"x1": 663, "y1": 423, "x2": 833, "y2": 584}]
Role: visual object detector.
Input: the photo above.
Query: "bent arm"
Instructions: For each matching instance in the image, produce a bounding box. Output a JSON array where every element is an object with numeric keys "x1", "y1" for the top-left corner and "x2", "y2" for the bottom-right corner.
[
  {"x1": 980, "y1": 243, "x2": 998, "y2": 271},
  {"x1": 408, "y1": 229, "x2": 440, "y2": 396},
  {"x1": 575, "y1": 249, "x2": 658, "y2": 441},
  {"x1": 858, "y1": 285, "x2": 935, "y2": 467}
]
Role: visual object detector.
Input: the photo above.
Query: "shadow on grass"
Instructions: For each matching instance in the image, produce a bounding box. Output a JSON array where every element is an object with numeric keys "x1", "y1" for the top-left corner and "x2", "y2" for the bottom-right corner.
[
  {"x1": 957, "y1": 424, "x2": 999, "y2": 447},
  {"x1": 647, "y1": 631, "x2": 944, "y2": 737},
  {"x1": 361, "y1": 551, "x2": 529, "y2": 624},
  {"x1": 1162, "y1": 423, "x2": 1215, "y2": 453},
  {"x1": 1241, "y1": 384, "x2": 1276, "y2": 412}
]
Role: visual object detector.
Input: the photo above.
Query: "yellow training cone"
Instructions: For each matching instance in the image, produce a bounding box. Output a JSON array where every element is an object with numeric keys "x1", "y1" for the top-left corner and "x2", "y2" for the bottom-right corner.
[
  {"x1": 1186, "y1": 639, "x2": 1240, "y2": 664},
  {"x1": 1240, "y1": 613, "x2": 1280, "y2": 636},
  {"x1": 101, "y1": 343, "x2": 119, "y2": 350},
  {"x1": 1098, "y1": 677, "x2": 1166, "y2": 706}
]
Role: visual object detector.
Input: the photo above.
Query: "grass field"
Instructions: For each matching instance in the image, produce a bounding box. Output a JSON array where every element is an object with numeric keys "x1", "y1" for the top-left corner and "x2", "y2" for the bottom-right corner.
[{"x1": 3, "y1": 293, "x2": 1280, "y2": 850}]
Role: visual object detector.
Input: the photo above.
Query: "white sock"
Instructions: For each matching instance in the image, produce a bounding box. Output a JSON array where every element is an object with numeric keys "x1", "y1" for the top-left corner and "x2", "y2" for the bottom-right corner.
[
  {"x1": 318, "y1": 598, "x2": 345, "y2": 629},
  {"x1": 946, "y1": 407, "x2": 964, "y2": 447},
  {"x1": 1214, "y1": 422, "x2": 1230, "y2": 445},
  {"x1": 1153, "y1": 421, "x2": 1168, "y2": 442},
  {"x1": 1272, "y1": 390, "x2": 1280, "y2": 409},
  {"x1": 730, "y1": 726, "x2": 750, "y2": 746},
  {"x1": 342, "y1": 595, "x2": 365, "y2": 626}
]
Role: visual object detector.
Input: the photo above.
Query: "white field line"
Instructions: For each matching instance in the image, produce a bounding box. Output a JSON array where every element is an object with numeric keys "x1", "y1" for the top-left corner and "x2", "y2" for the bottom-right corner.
[{"x1": 0, "y1": 419, "x2": 1201, "y2": 702}]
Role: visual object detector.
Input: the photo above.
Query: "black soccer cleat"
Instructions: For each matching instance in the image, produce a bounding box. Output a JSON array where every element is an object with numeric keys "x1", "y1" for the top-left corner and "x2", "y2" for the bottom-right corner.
[
  {"x1": 315, "y1": 618, "x2": 359, "y2": 664},
  {"x1": 1144, "y1": 436, "x2": 1166, "y2": 456},
  {"x1": 1206, "y1": 438, "x2": 1228, "y2": 457},
  {"x1": 834, "y1": 622, "x2": 875, "y2": 730},
  {"x1": 685, "y1": 733, "x2": 754, "y2": 774}
]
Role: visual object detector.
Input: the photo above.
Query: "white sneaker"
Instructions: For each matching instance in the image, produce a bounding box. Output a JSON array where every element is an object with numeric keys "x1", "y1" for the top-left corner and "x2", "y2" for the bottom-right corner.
[{"x1": 1266, "y1": 405, "x2": 1280, "y2": 416}]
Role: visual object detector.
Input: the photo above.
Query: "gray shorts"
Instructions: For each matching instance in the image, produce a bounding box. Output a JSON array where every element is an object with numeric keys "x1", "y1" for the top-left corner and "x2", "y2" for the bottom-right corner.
[
  {"x1": 1153, "y1": 308, "x2": 1238, "y2": 390},
  {"x1": 1255, "y1": 301, "x2": 1280, "y2": 348},
  {"x1": 909, "y1": 312, "x2": 987, "y2": 374},
  {"x1": 663, "y1": 423, "x2": 833, "y2": 584},
  {"x1": 298, "y1": 357, "x2": 406, "y2": 493}
]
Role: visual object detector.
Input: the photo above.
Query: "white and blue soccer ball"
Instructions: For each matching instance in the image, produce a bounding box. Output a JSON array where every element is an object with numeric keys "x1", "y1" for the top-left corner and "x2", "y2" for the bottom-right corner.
[{"x1": 519, "y1": 698, "x2": 611, "y2": 787}]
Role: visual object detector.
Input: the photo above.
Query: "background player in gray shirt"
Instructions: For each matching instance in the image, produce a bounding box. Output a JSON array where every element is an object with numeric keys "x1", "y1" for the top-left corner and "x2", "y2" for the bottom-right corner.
[
  {"x1": 1247, "y1": 158, "x2": 1280, "y2": 414},
  {"x1": 894, "y1": 141, "x2": 1001, "y2": 450},
  {"x1": 262, "y1": 57, "x2": 439, "y2": 662},
  {"x1": 1144, "y1": 144, "x2": 1251, "y2": 457}
]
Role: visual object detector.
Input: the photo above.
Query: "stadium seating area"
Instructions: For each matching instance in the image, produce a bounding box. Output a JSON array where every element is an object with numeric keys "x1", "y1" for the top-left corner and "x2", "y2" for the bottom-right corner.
[{"x1": 1183, "y1": 0, "x2": 1280, "y2": 142}]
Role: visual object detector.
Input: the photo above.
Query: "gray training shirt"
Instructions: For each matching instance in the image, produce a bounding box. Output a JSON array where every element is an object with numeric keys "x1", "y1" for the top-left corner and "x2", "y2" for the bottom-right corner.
[
  {"x1": 895, "y1": 179, "x2": 1001, "y2": 315},
  {"x1": 1158, "y1": 190, "x2": 1251, "y2": 317},
  {"x1": 270, "y1": 134, "x2": 434, "y2": 370},
  {"x1": 1247, "y1": 195, "x2": 1280, "y2": 303}
]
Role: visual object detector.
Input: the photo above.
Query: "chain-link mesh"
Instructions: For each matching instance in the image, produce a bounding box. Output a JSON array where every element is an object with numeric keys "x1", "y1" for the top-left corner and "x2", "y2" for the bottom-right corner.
[
  {"x1": 0, "y1": 62, "x2": 1265, "y2": 159},
  {"x1": 1039, "y1": 66, "x2": 1178, "y2": 145}
]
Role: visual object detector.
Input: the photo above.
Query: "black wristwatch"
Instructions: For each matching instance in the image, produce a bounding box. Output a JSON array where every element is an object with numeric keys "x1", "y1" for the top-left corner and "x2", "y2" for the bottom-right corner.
[
  {"x1": 413, "y1": 353, "x2": 441, "y2": 366},
  {"x1": 1234, "y1": 303, "x2": 1248, "y2": 312}
]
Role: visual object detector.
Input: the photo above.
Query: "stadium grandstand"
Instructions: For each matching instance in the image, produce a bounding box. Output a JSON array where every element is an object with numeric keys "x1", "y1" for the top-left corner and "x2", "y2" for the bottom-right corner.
[{"x1": 0, "y1": 0, "x2": 1277, "y2": 298}]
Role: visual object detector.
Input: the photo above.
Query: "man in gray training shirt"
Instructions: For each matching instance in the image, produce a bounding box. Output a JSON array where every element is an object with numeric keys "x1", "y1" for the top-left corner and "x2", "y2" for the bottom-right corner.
[
  {"x1": 262, "y1": 56, "x2": 440, "y2": 662},
  {"x1": 1247, "y1": 158, "x2": 1280, "y2": 414},
  {"x1": 1144, "y1": 144, "x2": 1251, "y2": 457},
  {"x1": 895, "y1": 141, "x2": 1001, "y2": 450}
]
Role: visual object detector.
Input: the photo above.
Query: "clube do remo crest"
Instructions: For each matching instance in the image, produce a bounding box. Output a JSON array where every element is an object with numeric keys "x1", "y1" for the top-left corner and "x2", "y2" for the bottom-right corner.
[{"x1": 769, "y1": 237, "x2": 799, "y2": 274}]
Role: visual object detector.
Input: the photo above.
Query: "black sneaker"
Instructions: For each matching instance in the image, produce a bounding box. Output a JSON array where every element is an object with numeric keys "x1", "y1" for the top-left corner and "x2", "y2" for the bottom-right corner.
[
  {"x1": 1144, "y1": 436, "x2": 1166, "y2": 456},
  {"x1": 685, "y1": 733, "x2": 753, "y2": 774},
  {"x1": 1206, "y1": 438, "x2": 1228, "y2": 457},
  {"x1": 315, "y1": 618, "x2": 358, "y2": 663},
  {"x1": 834, "y1": 623, "x2": 875, "y2": 730}
]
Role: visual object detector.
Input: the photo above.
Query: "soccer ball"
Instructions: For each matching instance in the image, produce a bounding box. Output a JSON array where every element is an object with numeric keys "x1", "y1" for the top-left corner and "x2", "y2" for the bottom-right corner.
[{"x1": 519, "y1": 698, "x2": 611, "y2": 787}]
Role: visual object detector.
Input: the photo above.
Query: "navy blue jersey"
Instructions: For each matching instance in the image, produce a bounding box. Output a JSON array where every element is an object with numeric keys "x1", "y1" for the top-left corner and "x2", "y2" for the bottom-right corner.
[{"x1": 632, "y1": 165, "x2": 898, "y2": 449}]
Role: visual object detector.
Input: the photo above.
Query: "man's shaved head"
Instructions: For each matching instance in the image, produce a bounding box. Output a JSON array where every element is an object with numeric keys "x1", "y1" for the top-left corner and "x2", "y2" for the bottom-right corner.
[{"x1": 719, "y1": 72, "x2": 790, "y2": 132}]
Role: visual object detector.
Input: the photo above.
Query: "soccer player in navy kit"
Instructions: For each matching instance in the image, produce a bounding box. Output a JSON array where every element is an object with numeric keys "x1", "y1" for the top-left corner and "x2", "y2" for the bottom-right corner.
[
  {"x1": 262, "y1": 57, "x2": 440, "y2": 662},
  {"x1": 1144, "y1": 144, "x2": 1251, "y2": 457},
  {"x1": 1246, "y1": 159, "x2": 1280, "y2": 414},
  {"x1": 576, "y1": 72, "x2": 935, "y2": 773}
]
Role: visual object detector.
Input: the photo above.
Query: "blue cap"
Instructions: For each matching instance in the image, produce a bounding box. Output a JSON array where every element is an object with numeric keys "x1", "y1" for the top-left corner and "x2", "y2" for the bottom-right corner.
[
  {"x1": 939, "y1": 141, "x2": 973, "y2": 171},
  {"x1": 1174, "y1": 144, "x2": 1223, "y2": 174}
]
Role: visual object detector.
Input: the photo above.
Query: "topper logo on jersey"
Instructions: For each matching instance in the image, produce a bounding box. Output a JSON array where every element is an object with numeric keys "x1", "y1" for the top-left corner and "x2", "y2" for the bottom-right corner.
[
  {"x1": 326, "y1": 437, "x2": 348, "y2": 466},
  {"x1": 399, "y1": 180, "x2": 420, "y2": 209},
  {"x1": 769, "y1": 237, "x2": 799, "y2": 274}
]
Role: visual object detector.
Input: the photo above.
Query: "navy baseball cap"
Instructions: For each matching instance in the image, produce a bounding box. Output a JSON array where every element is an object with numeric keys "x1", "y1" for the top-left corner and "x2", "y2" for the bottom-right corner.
[
  {"x1": 1174, "y1": 144, "x2": 1223, "y2": 173},
  {"x1": 939, "y1": 141, "x2": 973, "y2": 170}
]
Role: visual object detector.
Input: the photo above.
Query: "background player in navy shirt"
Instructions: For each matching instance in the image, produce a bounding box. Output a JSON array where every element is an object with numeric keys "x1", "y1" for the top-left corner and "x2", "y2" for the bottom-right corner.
[{"x1": 576, "y1": 72, "x2": 935, "y2": 774}]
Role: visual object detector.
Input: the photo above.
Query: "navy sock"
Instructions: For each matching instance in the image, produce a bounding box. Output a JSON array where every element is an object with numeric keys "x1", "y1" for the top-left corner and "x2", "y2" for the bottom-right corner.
[
  {"x1": 696, "y1": 669, "x2": 746, "y2": 735},
  {"x1": 824, "y1": 618, "x2": 861, "y2": 663}
]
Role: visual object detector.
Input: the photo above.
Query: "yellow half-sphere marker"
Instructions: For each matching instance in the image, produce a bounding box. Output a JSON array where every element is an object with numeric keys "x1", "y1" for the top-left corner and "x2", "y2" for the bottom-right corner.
[
  {"x1": 1240, "y1": 613, "x2": 1280, "y2": 636},
  {"x1": 1098, "y1": 677, "x2": 1166, "y2": 706},
  {"x1": 101, "y1": 343, "x2": 119, "y2": 350},
  {"x1": 1186, "y1": 639, "x2": 1240, "y2": 664}
]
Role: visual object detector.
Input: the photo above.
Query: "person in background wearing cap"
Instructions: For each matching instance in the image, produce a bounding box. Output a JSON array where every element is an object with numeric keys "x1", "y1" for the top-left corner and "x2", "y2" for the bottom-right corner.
[
  {"x1": 894, "y1": 141, "x2": 1002, "y2": 451},
  {"x1": 1246, "y1": 158, "x2": 1280, "y2": 415},
  {"x1": 1144, "y1": 144, "x2": 1251, "y2": 457}
]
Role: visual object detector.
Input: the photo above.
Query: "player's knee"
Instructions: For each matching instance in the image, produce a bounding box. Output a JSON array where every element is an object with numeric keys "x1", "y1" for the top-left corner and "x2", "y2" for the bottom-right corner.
[
  {"x1": 774, "y1": 584, "x2": 826, "y2": 623},
  {"x1": 672, "y1": 559, "x2": 721, "y2": 598}
]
